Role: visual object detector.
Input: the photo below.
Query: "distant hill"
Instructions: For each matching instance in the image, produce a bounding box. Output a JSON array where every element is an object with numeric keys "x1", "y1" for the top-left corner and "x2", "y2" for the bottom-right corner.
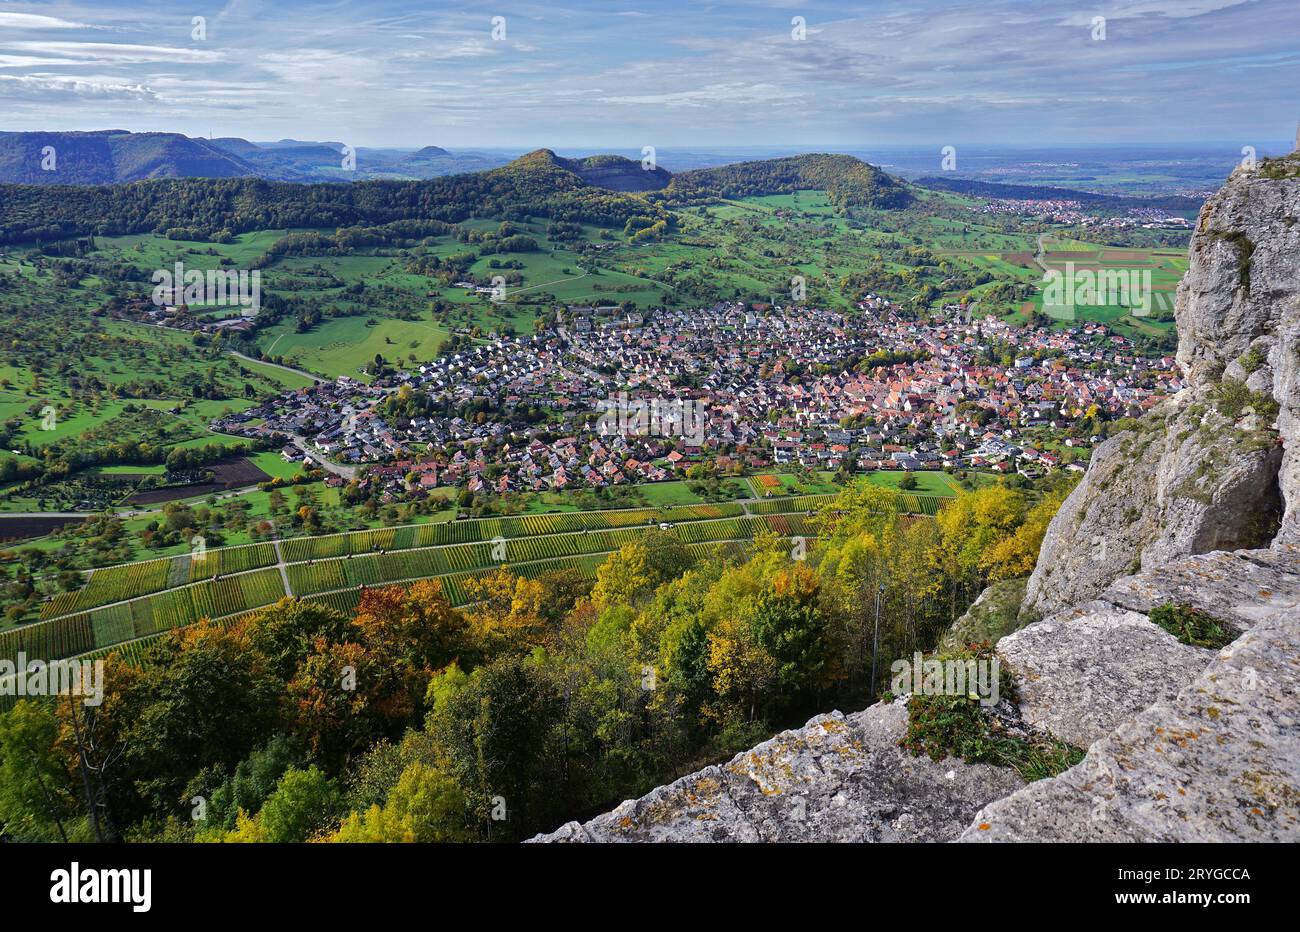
[
  {"x1": 0, "y1": 132, "x2": 913, "y2": 209},
  {"x1": 495, "y1": 149, "x2": 672, "y2": 193},
  {"x1": 256, "y1": 139, "x2": 346, "y2": 151},
  {"x1": 0, "y1": 161, "x2": 674, "y2": 245},
  {"x1": 914, "y1": 176, "x2": 1204, "y2": 213},
  {"x1": 0, "y1": 130, "x2": 256, "y2": 184},
  {"x1": 207, "y1": 137, "x2": 263, "y2": 157},
  {"x1": 659, "y1": 154, "x2": 914, "y2": 209},
  {"x1": 0, "y1": 141, "x2": 917, "y2": 244},
  {"x1": 0, "y1": 131, "x2": 504, "y2": 184},
  {"x1": 388, "y1": 146, "x2": 507, "y2": 178}
]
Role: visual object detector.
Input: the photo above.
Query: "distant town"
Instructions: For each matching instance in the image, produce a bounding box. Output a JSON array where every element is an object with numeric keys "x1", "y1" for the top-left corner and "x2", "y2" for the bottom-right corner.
[{"x1": 205, "y1": 301, "x2": 1180, "y2": 500}]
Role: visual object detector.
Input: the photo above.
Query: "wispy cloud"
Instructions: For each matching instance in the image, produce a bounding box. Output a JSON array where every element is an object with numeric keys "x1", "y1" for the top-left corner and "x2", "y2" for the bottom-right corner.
[
  {"x1": 0, "y1": 0, "x2": 1293, "y2": 147},
  {"x1": 0, "y1": 12, "x2": 94, "y2": 30}
]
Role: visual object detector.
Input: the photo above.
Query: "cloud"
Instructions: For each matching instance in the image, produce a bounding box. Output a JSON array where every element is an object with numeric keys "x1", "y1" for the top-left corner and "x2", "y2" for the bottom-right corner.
[
  {"x1": 4, "y1": 42, "x2": 225, "y2": 64},
  {"x1": 0, "y1": 74, "x2": 159, "y2": 101},
  {"x1": 0, "y1": 0, "x2": 1293, "y2": 146},
  {"x1": 0, "y1": 12, "x2": 93, "y2": 30},
  {"x1": 600, "y1": 82, "x2": 803, "y2": 108}
]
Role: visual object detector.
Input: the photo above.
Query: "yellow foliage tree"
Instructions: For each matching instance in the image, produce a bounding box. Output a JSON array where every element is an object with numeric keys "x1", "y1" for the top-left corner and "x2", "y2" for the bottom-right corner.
[
  {"x1": 462, "y1": 567, "x2": 547, "y2": 655},
  {"x1": 328, "y1": 763, "x2": 470, "y2": 843}
]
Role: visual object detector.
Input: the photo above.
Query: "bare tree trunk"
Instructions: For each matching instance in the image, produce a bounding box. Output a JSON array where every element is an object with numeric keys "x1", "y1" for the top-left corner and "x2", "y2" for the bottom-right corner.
[
  {"x1": 66, "y1": 693, "x2": 104, "y2": 843},
  {"x1": 31, "y1": 766, "x2": 69, "y2": 843}
]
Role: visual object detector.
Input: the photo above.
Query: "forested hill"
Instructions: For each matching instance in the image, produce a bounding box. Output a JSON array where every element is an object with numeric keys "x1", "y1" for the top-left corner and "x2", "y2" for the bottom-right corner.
[
  {"x1": 0, "y1": 168, "x2": 668, "y2": 246},
  {"x1": 0, "y1": 150, "x2": 913, "y2": 245},
  {"x1": 0, "y1": 130, "x2": 258, "y2": 184},
  {"x1": 656, "y1": 154, "x2": 915, "y2": 209},
  {"x1": 504, "y1": 150, "x2": 673, "y2": 192}
]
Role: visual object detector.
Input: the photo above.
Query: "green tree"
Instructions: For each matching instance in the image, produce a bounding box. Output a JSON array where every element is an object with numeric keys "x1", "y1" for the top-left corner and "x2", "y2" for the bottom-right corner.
[
  {"x1": 0, "y1": 701, "x2": 79, "y2": 841},
  {"x1": 258, "y1": 766, "x2": 338, "y2": 843}
]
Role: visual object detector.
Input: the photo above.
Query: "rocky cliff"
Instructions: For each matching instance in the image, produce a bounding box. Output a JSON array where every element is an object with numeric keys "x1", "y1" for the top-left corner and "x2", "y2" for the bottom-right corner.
[
  {"x1": 530, "y1": 151, "x2": 1300, "y2": 844},
  {"x1": 1024, "y1": 152, "x2": 1299, "y2": 617}
]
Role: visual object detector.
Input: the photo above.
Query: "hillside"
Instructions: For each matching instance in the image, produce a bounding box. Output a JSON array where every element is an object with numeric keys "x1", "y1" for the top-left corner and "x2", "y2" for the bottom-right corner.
[
  {"x1": 0, "y1": 130, "x2": 256, "y2": 184},
  {"x1": 552, "y1": 152, "x2": 672, "y2": 192},
  {"x1": 532, "y1": 150, "x2": 1300, "y2": 843},
  {"x1": 0, "y1": 150, "x2": 916, "y2": 245},
  {"x1": 658, "y1": 153, "x2": 915, "y2": 209},
  {"x1": 0, "y1": 164, "x2": 671, "y2": 245},
  {"x1": 0, "y1": 130, "x2": 508, "y2": 184},
  {"x1": 485, "y1": 148, "x2": 671, "y2": 192}
]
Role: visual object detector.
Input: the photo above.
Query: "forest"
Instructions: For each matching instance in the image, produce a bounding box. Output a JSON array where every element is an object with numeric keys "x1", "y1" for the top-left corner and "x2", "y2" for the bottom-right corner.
[
  {"x1": 0, "y1": 477, "x2": 1068, "y2": 842},
  {"x1": 0, "y1": 151, "x2": 917, "y2": 246}
]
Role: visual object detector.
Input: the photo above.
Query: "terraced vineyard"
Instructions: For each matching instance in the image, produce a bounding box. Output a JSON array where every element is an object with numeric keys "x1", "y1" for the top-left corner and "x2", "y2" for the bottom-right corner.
[
  {"x1": 10, "y1": 544, "x2": 760, "y2": 688},
  {"x1": 747, "y1": 492, "x2": 947, "y2": 515},
  {"x1": 2, "y1": 568, "x2": 287, "y2": 668},
  {"x1": 278, "y1": 502, "x2": 744, "y2": 562},
  {"x1": 747, "y1": 494, "x2": 839, "y2": 514},
  {"x1": 7, "y1": 489, "x2": 938, "y2": 673},
  {"x1": 286, "y1": 515, "x2": 815, "y2": 598},
  {"x1": 39, "y1": 542, "x2": 281, "y2": 620}
]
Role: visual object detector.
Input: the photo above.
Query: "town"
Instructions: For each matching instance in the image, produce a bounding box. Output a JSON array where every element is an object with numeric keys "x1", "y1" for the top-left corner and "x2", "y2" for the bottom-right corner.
[
  {"x1": 976, "y1": 197, "x2": 1192, "y2": 229},
  {"x1": 210, "y1": 301, "x2": 1180, "y2": 500}
]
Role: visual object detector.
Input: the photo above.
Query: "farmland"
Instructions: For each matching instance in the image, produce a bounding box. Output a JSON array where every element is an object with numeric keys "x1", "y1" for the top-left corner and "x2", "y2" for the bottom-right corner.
[{"x1": 935, "y1": 237, "x2": 1184, "y2": 341}]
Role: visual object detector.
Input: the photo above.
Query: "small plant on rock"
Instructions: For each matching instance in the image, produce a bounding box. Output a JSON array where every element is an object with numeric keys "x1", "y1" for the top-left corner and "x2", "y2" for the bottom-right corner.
[
  {"x1": 900, "y1": 643, "x2": 1084, "y2": 782},
  {"x1": 1149, "y1": 602, "x2": 1237, "y2": 650}
]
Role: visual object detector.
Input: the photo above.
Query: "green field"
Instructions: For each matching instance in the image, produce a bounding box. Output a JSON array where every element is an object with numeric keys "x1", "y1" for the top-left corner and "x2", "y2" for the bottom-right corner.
[
  {"x1": 255, "y1": 314, "x2": 450, "y2": 381},
  {"x1": 865, "y1": 470, "x2": 962, "y2": 495},
  {"x1": 937, "y1": 237, "x2": 1183, "y2": 340}
]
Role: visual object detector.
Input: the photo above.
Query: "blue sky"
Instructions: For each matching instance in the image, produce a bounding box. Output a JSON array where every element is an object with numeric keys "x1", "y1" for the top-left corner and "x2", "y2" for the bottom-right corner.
[{"x1": 1, "y1": 0, "x2": 1296, "y2": 148}]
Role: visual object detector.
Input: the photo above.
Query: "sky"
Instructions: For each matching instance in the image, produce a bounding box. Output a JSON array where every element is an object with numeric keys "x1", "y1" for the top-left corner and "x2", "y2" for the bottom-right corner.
[{"x1": 0, "y1": 0, "x2": 1297, "y2": 149}]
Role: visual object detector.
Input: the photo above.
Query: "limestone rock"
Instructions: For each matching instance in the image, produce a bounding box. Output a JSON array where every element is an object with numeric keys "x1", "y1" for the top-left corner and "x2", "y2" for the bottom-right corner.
[
  {"x1": 529, "y1": 700, "x2": 1023, "y2": 843},
  {"x1": 1102, "y1": 543, "x2": 1300, "y2": 632},
  {"x1": 1022, "y1": 403, "x2": 1281, "y2": 617},
  {"x1": 996, "y1": 602, "x2": 1210, "y2": 748},
  {"x1": 1177, "y1": 158, "x2": 1300, "y2": 540},
  {"x1": 959, "y1": 612, "x2": 1300, "y2": 842}
]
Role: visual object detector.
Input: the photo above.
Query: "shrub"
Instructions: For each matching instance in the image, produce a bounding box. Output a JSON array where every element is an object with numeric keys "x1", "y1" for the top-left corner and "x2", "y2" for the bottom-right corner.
[
  {"x1": 1149, "y1": 602, "x2": 1237, "y2": 650},
  {"x1": 1213, "y1": 377, "x2": 1279, "y2": 421},
  {"x1": 900, "y1": 644, "x2": 1084, "y2": 782}
]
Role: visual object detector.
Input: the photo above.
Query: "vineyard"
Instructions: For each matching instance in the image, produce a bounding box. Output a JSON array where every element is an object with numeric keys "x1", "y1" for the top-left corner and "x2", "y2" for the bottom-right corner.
[
  {"x1": 277, "y1": 502, "x2": 744, "y2": 563},
  {"x1": 285, "y1": 514, "x2": 816, "y2": 597},
  {"x1": 7, "y1": 488, "x2": 947, "y2": 673},
  {"x1": 2, "y1": 569, "x2": 288, "y2": 671},
  {"x1": 38, "y1": 543, "x2": 281, "y2": 620},
  {"x1": 748, "y1": 491, "x2": 946, "y2": 516},
  {"x1": 17, "y1": 541, "x2": 764, "y2": 687}
]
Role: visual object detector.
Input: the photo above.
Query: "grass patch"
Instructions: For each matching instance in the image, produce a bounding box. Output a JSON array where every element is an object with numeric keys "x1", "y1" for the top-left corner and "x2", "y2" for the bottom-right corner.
[
  {"x1": 899, "y1": 644, "x2": 1085, "y2": 782},
  {"x1": 1212, "y1": 377, "x2": 1280, "y2": 421},
  {"x1": 1149, "y1": 602, "x2": 1238, "y2": 650}
]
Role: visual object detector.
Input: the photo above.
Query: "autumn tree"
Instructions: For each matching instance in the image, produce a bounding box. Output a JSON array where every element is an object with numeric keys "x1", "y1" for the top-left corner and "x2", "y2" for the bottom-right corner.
[
  {"x1": 352, "y1": 580, "x2": 471, "y2": 672},
  {"x1": 0, "y1": 700, "x2": 79, "y2": 841},
  {"x1": 461, "y1": 568, "x2": 547, "y2": 656},
  {"x1": 329, "y1": 763, "x2": 471, "y2": 843}
]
